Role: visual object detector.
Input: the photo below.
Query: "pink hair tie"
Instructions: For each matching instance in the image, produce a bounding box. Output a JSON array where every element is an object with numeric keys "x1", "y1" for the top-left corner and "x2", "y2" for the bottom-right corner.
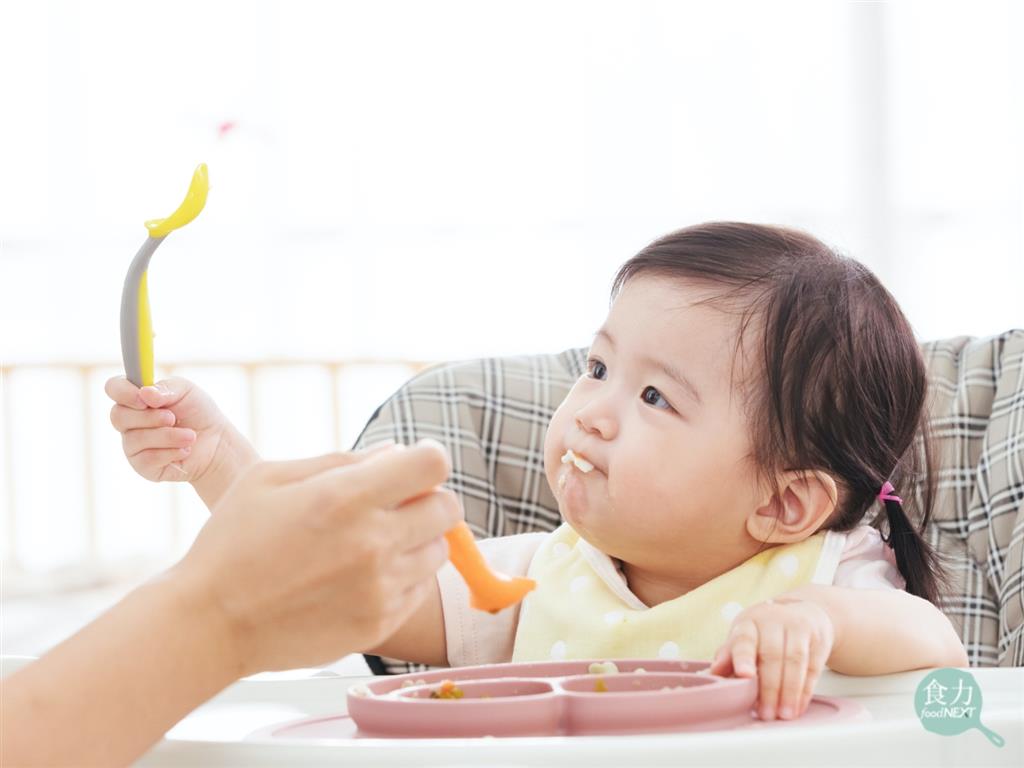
[{"x1": 878, "y1": 481, "x2": 903, "y2": 505}]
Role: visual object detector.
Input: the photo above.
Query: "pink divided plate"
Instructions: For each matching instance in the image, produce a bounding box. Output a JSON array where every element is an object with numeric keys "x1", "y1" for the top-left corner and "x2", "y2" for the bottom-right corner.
[{"x1": 254, "y1": 659, "x2": 868, "y2": 740}]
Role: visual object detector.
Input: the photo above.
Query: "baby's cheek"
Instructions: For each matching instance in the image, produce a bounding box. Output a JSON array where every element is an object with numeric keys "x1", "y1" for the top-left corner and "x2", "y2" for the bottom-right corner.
[
  {"x1": 542, "y1": 407, "x2": 571, "y2": 490},
  {"x1": 607, "y1": 458, "x2": 661, "y2": 518}
]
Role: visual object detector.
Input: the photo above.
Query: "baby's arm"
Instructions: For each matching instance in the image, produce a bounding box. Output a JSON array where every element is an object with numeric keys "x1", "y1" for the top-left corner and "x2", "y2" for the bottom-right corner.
[
  {"x1": 367, "y1": 531, "x2": 544, "y2": 668},
  {"x1": 366, "y1": 578, "x2": 448, "y2": 666},
  {"x1": 786, "y1": 583, "x2": 968, "y2": 674},
  {"x1": 710, "y1": 583, "x2": 968, "y2": 721}
]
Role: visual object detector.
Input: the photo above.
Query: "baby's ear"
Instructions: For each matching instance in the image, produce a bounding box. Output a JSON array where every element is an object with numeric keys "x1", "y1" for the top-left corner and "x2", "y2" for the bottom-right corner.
[{"x1": 746, "y1": 470, "x2": 838, "y2": 544}]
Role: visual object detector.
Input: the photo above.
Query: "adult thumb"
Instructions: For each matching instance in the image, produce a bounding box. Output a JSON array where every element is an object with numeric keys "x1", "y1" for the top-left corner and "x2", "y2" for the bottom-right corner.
[{"x1": 262, "y1": 442, "x2": 403, "y2": 485}]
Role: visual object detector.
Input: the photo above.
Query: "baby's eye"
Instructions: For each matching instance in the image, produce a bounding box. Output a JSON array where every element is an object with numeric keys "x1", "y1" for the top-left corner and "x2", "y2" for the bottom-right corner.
[
  {"x1": 586, "y1": 358, "x2": 607, "y2": 380},
  {"x1": 641, "y1": 386, "x2": 672, "y2": 411}
]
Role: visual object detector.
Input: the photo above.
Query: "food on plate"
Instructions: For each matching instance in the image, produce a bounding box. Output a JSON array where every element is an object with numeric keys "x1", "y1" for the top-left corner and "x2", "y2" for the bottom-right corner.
[{"x1": 429, "y1": 680, "x2": 465, "y2": 699}]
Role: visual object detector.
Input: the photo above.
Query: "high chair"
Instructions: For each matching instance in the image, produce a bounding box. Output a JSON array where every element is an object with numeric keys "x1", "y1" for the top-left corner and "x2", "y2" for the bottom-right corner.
[{"x1": 77, "y1": 331, "x2": 1022, "y2": 764}]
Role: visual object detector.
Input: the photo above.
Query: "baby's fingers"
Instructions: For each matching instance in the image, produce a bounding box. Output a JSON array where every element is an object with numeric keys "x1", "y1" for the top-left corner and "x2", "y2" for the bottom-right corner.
[
  {"x1": 778, "y1": 631, "x2": 810, "y2": 720},
  {"x1": 711, "y1": 623, "x2": 761, "y2": 721},
  {"x1": 137, "y1": 378, "x2": 194, "y2": 410},
  {"x1": 722, "y1": 620, "x2": 759, "y2": 678},
  {"x1": 122, "y1": 426, "x2": 196, "y2": 458},
  {"x1": 131, "y1": 448, "x2": 192, "y2": 478},
  {"x1": 799, "y1": 637, "x2": 830, "y2": 715},
  {"x1": 104, "y1": 376, "x2": 146, "y2": 409},
  {"x1": 709, "y1": 643, "x2": 734, "y2": 677},
  {"x1": 756, "y1": 622, "x2": 785, "y2": 720},
  {"x1": 110, "y1": 404, "x2": 176, "y2": 434}
]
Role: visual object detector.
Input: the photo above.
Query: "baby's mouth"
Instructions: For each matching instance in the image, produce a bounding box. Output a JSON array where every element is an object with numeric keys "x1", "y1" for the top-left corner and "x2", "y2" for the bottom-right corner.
[{"x1": 560, "y1": 448, "x2": 594, "y2": 473}]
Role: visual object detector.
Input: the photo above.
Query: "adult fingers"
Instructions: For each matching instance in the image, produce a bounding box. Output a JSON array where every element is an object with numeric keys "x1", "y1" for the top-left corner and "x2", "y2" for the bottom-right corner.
[
  {"x1": 308, "y1": 439, "x2": 451, "y2": 511},
  {"x1": 110, "y1": 404, "x2": 176, "y2": 433},
  {"x1": 389, "y1": 488, "x2": 463, "y2": 553},
  {"x1": 778, "y1": 628, "x2": 810, "y2": 720},
  {"x1": 386, "y1": 577, "x2": 442, "y2": 639},
  {"x1": 756, "y1": 622, "x2": 785, "y2": 720},
  {"x1": 123, "y1": 427, "x2": 196, "y2": 457},
  {"x1": 104, "y1": 376, "x2": 146, "y2": 409},
  {"x1": 260, "y1": 441, "x2": 402, "y2": 485},
  {"x1": 359, "y1": 440, "x2": 398, "y2": 453},
  {"x1": 261, "y1": 452, "x2": 371, "y2": 484},
  {"x1": 389, "y1": 534, "x2": 450, "y2": 593}
]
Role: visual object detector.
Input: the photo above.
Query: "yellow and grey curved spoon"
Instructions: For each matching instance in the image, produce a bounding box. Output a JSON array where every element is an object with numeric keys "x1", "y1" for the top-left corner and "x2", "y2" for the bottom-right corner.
[{"x1": 120, "y1": 164, "x2": 209, "y2": 387}]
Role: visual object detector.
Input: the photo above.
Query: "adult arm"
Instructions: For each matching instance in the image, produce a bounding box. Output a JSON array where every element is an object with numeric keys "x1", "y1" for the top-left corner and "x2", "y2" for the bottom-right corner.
[
  {"x1": 3, "y1": 571, "x2": 240, "y2": 767},
  {"x1": 2, "y1": 442, "x2": 460, "y2": 767}
]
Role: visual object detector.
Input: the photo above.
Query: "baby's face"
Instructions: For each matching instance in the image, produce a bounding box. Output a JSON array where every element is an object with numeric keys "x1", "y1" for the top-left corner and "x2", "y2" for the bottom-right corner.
[{"x1": 544, "y1": 275, "x2": 765, "y2": 584}]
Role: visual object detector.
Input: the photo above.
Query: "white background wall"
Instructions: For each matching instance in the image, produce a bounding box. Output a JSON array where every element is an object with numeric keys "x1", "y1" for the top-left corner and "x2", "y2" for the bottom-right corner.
[{"x1": 1, "y1": 0, "x2": 1023, "y2": 645}]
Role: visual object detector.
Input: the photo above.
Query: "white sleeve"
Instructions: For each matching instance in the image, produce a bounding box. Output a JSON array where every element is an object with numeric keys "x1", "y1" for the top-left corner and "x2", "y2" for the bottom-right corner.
[
  {"x1": 437, "y1": 531, "x2": 548, "y2": 667},
  {"x1": 831, "y1": 525, "x2": 907, "y2": 590}
]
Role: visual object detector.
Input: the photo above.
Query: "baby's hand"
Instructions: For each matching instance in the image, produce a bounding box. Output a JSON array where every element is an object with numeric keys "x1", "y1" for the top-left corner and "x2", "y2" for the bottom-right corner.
[
  {"x1": 104, "y1": 376, "x2": 258, "y2": 508},
  {"x1": 708, "y1": 596, "x2": 835, "y2": 721}
]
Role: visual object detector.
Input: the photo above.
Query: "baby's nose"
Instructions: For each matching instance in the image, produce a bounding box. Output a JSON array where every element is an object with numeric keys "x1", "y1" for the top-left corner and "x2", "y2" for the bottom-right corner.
[{"x1": 574, "y1": 406, "x2": 617, "y2": 440}]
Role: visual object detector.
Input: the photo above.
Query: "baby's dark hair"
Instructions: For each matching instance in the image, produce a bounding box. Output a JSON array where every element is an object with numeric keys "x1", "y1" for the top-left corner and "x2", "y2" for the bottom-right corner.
[{"x1": 612, "y1": 222, "x2": 950, "y2": 605}]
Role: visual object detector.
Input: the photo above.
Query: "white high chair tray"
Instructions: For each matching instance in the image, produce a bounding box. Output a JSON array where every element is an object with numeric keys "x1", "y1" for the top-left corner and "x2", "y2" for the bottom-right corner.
[{"x1": 137, "y1": 667, "x2": 1023, "y2": 767}]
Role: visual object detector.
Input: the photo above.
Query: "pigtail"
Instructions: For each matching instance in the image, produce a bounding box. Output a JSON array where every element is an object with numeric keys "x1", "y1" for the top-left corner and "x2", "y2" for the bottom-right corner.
[
  {"x1": 881, "y1": 417, "x2": 953, "y2": 607},
  {"x1": 880, "y1": 496, "x2": 944, "y2": 605}
]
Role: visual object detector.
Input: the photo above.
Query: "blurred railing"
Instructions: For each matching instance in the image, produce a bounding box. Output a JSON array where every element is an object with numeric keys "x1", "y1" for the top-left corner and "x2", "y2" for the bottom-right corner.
[{"x1": 0, "y1": 359, "x2": 430, "y2": 595}]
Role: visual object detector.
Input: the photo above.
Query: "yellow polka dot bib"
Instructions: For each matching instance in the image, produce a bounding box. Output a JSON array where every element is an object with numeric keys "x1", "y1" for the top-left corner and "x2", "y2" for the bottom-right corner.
[{"x1": 511, "y1": 524, "x2": 830, "y2": 663}]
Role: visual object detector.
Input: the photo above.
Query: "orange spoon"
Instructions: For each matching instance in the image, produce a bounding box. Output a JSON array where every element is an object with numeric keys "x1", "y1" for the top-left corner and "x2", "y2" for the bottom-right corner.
[{"x1": 445, "y1": 522, "x2": 535, "y2": 613}]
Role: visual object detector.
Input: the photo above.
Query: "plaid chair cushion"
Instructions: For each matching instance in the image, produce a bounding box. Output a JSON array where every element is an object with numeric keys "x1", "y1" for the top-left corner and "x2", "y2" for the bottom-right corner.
[
  {"x1": 917, "y1": 331, "x2": 1024, "y2": 667},
  {"x1": 354, "y1": 332, "x2": 1024, "y2": 672}
]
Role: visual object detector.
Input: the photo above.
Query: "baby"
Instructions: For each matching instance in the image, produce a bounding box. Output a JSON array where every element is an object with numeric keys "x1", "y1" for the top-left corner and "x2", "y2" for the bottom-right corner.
[{"x1": 106, "y1": 222, "x2": 967, "y2": 722}]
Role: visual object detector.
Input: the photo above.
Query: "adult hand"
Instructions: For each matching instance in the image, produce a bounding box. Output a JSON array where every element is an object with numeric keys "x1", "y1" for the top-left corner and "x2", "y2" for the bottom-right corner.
[
  {"x1": 2, "y1": 439, "x2": 461, "y2": 768},
  {"x1": 179, "y1": 439, "x2": 462, "y2": 674}
]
